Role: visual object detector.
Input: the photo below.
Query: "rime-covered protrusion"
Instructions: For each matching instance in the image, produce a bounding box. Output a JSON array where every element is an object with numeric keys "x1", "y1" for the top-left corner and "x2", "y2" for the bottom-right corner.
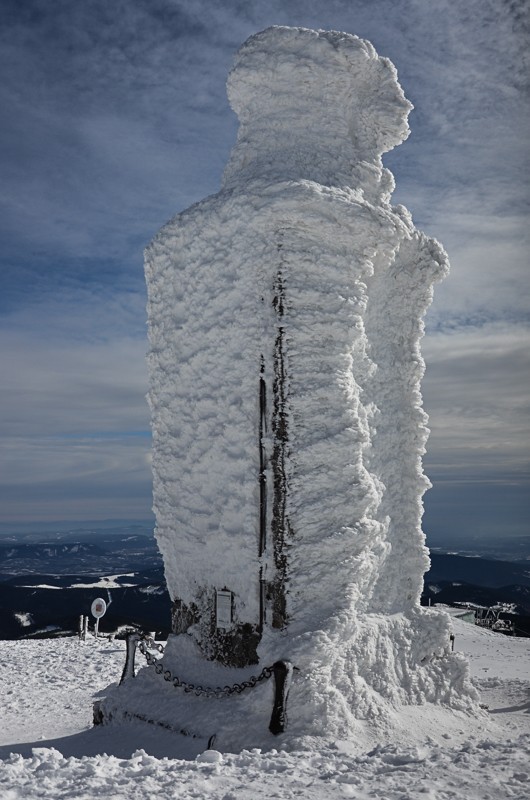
[
  {"x1": 144, "y1": 25, "x2": 477, "y2": 744},
  {"x1": 223, "y1": 26, "x2": 412, "y2": 196}
]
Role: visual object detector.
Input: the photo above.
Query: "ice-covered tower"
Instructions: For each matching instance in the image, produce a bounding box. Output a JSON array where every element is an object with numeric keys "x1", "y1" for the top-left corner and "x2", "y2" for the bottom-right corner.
[{"x1": 142, "y1": 26, "x2": 477, "y2": 745}]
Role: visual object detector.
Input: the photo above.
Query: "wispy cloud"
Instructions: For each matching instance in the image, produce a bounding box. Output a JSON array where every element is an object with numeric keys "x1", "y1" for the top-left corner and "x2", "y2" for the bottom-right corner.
[
  {"x1": 423, "y1": 323, "x2": 529, "y2": 481},
  {"x1": 0, "y1": 285, "x2": 151, "y2": 521},
  {"x1": 0, "y1": 0, "x2": 527, "y2": 530},
  {"x1": 0, "y1": 435, "x2": 152, "y2": 522}
]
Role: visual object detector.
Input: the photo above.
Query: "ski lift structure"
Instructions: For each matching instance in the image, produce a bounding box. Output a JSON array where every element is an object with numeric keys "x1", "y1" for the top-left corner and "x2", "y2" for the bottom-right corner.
[{"x1": 475, "y1": 607, "x2": 515, "y2": 635}]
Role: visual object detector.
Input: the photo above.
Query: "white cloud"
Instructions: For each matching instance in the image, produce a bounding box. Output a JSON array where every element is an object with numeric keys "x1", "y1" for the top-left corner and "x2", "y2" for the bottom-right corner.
[
  {"x1": 422, "y1": 322, "x2": 530, "y2": 484},
  {"x1": 0, "y1": 287, "x2": 152, "y2": 521},
  {"x1": 0, "y1": 0, "x2": 527, "y2": 528},
  {"x1": 0, "y1": 286, "x2": 149, "y2": 438}
]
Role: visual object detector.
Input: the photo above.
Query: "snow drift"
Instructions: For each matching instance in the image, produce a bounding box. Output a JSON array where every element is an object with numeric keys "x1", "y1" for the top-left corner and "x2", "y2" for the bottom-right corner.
[{"x1": 103, "y1": 26, "x2": 479, "y2": 748}]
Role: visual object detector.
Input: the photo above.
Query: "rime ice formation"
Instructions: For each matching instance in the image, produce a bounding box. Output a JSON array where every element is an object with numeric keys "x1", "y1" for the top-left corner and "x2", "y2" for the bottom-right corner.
[{"x1": 138, "y1": 26, "x2": 477, "y2": 746}]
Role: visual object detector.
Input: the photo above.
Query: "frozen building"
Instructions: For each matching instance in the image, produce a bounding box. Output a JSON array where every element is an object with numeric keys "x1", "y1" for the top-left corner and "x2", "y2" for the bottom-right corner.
[{"x1": 102, "y1": 26, "x2": 478, "y2": 749}]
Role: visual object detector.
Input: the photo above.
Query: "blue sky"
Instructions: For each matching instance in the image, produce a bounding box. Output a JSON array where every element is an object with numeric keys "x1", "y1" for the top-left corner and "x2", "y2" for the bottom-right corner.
[{"x1": 0, "y1": 0, "x2": 528, "y2": 545}]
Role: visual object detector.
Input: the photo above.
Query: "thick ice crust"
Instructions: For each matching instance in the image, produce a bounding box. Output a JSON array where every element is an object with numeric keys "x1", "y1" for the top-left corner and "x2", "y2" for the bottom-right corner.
[
  {"x1": 224, "y1": 26, "x2": 412, "y2": 189},
  {"x1": 146, "y1": 181, "x2": 446, "y2": 628},
  {"x1": 144, "y1": 25, "x2": 477, "y2": 739}
]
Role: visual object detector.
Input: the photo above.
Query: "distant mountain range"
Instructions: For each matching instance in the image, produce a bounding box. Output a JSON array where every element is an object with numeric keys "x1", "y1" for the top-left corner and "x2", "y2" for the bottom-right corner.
[
  {"x1": 422, "y1": 553, "x2": 530, "y2": 632},
  {"x1": 425, "y1": 552, "x2": 530, "y2": 590},
  {"x1": 0, "y1": 529, "x2": 168, "y2": 639},
  {"x1": 0, "y1": 526, "x2": 528, "y2": 639},
  {"x1": 0, "y1": 531, "x2": 162, "y2": 578}
]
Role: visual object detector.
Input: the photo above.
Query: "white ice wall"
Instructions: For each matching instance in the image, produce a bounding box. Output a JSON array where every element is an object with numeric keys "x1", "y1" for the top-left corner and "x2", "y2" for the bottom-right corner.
[{"x1": 146, "y1": 200, "x2": 266, "y2": 625}]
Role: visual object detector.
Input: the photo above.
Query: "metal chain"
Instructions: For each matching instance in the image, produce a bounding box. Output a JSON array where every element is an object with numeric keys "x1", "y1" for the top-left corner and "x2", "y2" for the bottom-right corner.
[{"x1": 138, "y1": 635, "x2": 274, "y2": 698}]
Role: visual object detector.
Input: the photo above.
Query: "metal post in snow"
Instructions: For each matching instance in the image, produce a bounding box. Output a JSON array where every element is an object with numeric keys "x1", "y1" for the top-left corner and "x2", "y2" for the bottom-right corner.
[
  {"x1": 269, "y1": 660, "x2": 293, "y2": 735},
  {"x1": 119, "y1": 632, "x2": 142, "y2": 685}
]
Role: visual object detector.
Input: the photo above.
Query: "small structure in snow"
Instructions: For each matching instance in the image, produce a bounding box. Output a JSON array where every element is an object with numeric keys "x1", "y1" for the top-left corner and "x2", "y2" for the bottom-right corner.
[{"x1": 100, "y1": 26, "x2": 478, "y2": 749}]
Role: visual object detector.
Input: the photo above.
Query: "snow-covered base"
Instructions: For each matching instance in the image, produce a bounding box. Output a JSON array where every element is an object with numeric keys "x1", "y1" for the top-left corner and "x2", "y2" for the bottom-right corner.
[
  {"x1": 97, "y1": 608, "x2": 478, "y2": 752},
  {"x1": 1, "y1": 617, "x2": 529, "y2": 799}
]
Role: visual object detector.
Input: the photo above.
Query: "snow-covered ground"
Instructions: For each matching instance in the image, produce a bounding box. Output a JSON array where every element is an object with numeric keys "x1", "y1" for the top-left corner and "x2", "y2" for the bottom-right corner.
[{"x1": 0, "y1": 613, "x2": 528, "y2": 798}]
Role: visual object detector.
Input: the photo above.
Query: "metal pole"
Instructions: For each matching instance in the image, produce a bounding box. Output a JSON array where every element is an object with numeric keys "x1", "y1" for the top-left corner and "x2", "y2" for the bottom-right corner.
[
  {"x1": 119, "y1": 632, "x2": 142, "y2": 685},
  {"x1": 269, "y1": 660, "x2": 293, "y2": 735},
  {"x1": 259, "y1": 359, "x2": 268, "y2": 633}
]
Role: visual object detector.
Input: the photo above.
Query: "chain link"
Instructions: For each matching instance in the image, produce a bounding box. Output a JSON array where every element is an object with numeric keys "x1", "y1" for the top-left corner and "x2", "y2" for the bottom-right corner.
[{"x1": 138, "y1": 635, "x2": 274, "y2": 697}]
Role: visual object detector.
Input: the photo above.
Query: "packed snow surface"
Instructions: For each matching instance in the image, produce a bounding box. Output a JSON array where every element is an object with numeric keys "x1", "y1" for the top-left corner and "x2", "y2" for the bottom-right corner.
[
  {"x1": 0, "y1": 617, "x2": 528, "y2": 798},
  {"x1": 144, "y1": 25, "x2": 475, "y2": 742}
]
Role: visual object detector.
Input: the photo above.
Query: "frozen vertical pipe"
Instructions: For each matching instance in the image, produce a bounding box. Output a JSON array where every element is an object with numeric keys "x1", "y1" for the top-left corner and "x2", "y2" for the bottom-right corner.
[{"x1": 145, "y1": 26, "x2": 477, "y2": 733}]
